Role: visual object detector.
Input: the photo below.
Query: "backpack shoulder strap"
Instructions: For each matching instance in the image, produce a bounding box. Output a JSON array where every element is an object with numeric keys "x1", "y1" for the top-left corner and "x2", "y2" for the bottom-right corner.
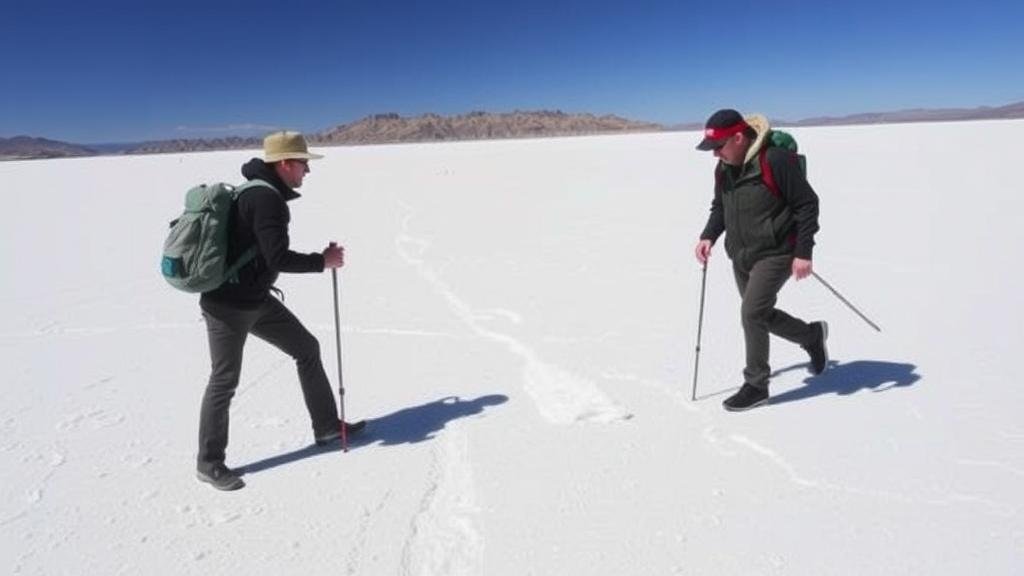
[
  {"x1": 232, "y1": 178, "x2": 277, "y2": 198},
  {"x1": 759, "y1": 148, "x2": 780, "y2": 198},
  {"x1": 223, "y1": 245, "x2": 258, "y2": 283},
  {"x1": 221, "y1": 178, "x2": 277, "y2": 283}
]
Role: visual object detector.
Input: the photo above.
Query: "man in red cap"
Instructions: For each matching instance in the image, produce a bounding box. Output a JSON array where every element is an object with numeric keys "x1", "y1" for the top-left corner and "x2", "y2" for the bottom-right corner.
[{"x1": 694, "y1": 109, "x2": 829, "y2": 411}]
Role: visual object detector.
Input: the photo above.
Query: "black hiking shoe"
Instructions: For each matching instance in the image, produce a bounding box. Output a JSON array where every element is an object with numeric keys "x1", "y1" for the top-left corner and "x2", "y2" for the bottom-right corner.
[
  {"x1": 723, "y1": 384, "x2": 769, "y2": 412},
  {"x1": 196, "y1": 464, "x2": 245, "y2": 491},
  {"x1": 314, "y1": 420, "x2": 367, "y2": 446},
  {"x1": 803, "y1": 321, "x2": 829, "y2": 375}
]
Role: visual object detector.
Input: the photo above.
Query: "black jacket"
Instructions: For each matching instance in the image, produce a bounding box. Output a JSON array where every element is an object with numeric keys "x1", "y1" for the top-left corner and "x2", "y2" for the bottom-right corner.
[
  {"x1": 700, "y1": 146, "x2": 820, "y2": 268},
  {"x1": 201, "y1": 159, "x2": 325, "y2": 308}
]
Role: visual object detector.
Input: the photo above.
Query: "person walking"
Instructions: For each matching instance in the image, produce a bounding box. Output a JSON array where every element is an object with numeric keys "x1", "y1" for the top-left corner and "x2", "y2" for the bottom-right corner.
[
  {"x1": 196, "y1": 131, "x2": 356, "y2": 490},
  {"x1": 693, "y1": 109, "x2": 829, "y2": 411}
]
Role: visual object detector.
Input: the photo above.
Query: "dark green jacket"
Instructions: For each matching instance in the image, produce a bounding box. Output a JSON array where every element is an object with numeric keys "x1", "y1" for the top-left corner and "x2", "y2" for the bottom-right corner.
[{"x1": 700, "y1": 142, "x2": 820, "y2": 268}]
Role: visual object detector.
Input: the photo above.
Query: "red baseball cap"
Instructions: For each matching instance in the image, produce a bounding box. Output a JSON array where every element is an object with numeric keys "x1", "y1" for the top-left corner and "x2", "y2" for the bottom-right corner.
[{"x1": 695, "y1": 109, "x2": 749, "y2": 151}]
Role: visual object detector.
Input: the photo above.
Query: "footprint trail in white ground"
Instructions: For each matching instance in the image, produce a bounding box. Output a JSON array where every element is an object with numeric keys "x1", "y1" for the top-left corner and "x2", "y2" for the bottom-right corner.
[
  {"x1": 401, "y1": 428, "x2": 482, "y2": 576},
  {"x1": 395, "y1": 204, "x2": 631, "y2": 425}
]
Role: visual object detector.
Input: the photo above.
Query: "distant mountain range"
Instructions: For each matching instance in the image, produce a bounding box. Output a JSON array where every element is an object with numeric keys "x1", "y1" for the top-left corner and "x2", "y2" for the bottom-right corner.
[
  {"x1": 0, "y1": 136, "x2": 97, "y2": 160},
  {"x1": 780, "y1": 100, "x2": 1024, "y2": 127},
  {"x1": 669, "y1": 100, "x2": 1024, "y2": 130},
  {"x1": 4, "y1": 102, "x2": 1023, "y2": 160}
]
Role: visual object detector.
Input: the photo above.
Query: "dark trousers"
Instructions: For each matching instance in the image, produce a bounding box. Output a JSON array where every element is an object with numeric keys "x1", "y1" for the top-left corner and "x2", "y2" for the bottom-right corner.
[
  {"x1": 732, "y1": 254, "x2": 816, "y2": 390},
  {"x1": 197, "y1": 297, "x2": 339, "y2": 469}
]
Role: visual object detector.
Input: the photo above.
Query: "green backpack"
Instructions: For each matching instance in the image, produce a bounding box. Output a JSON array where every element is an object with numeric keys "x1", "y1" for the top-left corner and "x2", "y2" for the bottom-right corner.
[
  {"x1": 160, "y1": 179, "x2": 272, "y2": 293},
  {"x1": 759, "y1": 130, "x2": 806, "y2": 197}
]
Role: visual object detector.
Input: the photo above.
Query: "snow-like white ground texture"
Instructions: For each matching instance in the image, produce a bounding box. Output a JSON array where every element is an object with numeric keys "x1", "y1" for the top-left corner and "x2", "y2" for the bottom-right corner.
[{"x1": 2, "y1": 120, "x2": 1022, "y2": 575}]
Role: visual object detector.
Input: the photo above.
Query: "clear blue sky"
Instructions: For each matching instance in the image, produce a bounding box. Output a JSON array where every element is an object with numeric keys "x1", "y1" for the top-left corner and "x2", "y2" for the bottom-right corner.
[{"x1": 3, "y1": 0, "x2": 1023, "y2": 143}]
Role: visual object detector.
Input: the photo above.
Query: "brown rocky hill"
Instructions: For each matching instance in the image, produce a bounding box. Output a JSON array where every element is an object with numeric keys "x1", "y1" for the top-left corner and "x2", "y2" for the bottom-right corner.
[
  {"x1": 126, "y1": 136, "x2": 262, "y2": 155},
  {"x1": 315, "y1": 110, "x2": 663, "y2": 144},
  {"x1": 0, "y1": 136, "x2": 96, "y2": 160},
  {"x1": 115, "y1": 111, "x2": 661, "y2": 155}
]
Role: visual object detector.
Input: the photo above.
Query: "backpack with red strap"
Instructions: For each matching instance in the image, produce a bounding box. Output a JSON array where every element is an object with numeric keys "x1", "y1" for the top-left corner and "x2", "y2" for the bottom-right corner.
[{"x1": 758, "y1": 130, "x2": 806, "y2": 198}]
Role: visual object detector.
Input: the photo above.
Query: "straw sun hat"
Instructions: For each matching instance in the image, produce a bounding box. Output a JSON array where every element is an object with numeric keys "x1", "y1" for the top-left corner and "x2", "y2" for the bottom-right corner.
[{"x1": 262, "y1": 131, "x2": 324, "y2": 163}]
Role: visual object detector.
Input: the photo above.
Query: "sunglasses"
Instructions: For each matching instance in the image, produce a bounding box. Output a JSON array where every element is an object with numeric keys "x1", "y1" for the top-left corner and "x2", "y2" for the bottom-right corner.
[{"x1": 710, "y1": 137, "x2": 731, "y2": 150}]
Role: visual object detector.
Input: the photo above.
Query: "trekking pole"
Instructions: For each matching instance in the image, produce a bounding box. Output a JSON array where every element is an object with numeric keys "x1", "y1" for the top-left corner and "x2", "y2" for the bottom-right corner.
[
  {"x1": 329, "y1": 242, "x2": 348, "y2": 452},
  {"x1": 811, "y1": 271, "x2": 881, "y2": 332},
  {"x1": 691, "y1": 260, "x2": 708, "y2": 401}
]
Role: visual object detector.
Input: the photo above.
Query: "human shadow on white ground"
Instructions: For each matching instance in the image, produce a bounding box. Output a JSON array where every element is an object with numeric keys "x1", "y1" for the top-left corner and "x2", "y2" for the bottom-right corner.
[
  {"x1": 238, "y1": 394, "x2": 508, "y2": 475},
  {"x1": 768, "y1": 360, "x2": 921, "y2": 406}
]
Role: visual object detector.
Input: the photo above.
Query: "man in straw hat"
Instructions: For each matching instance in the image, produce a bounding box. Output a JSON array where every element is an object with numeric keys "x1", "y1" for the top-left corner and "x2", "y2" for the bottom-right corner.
[
  {"x1": 196, "y1": 131, "x2": 358, "y2": 490},
  {"x1": 693, "y1": 109, "x2": 829, "y2": 412}
]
